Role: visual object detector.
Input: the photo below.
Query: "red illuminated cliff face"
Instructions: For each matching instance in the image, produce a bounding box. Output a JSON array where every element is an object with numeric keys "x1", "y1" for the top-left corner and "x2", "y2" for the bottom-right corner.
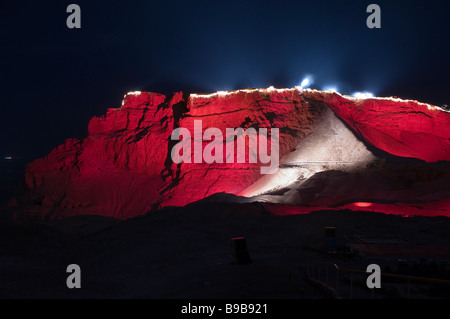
[
  {"x1": 23, "y1": 89, "x2": 325, "y2": 219},
  {"x1": 20, "y1": 88, "x2": 450, "y2": 220},
  {"x1": 303, "y1": 90, "x2": 450, "y2": 162}
]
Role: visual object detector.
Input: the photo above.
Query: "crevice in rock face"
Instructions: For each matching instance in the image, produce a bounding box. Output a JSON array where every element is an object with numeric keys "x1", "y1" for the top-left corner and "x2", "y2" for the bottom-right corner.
[
  {"x1": 252, "y1": 100, "x2": 275, "y2": 127},
  {"x1": 125, "y1": 128, "x2": 150, "y2": 144},
  {"x1": 161, "y1": 92, "x2": 190, "y2": 184},
  {"x1": 136, "y1": 107, "x2": 149, "y2": 129},
  {"x1": 239, "y1": 116, "x2": 253, "y2": 128}
]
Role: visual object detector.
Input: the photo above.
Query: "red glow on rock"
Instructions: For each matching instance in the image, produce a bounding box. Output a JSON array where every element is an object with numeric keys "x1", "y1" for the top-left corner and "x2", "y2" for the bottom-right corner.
[
  {"x1": 18, "y1": 88, "x2": 450, "y2": 220},
  {"x1": 353, "y1": 202, "x2": 373, "y2": 208},
  {"x1": 304, "y1": 91, "x2": 450, "y2": 163}
]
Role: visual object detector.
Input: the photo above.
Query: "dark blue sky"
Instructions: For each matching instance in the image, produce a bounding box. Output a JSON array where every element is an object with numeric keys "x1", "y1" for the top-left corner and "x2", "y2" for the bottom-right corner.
[{"x1": 1, "y1": 0, "x2": 449, "y2": 163}]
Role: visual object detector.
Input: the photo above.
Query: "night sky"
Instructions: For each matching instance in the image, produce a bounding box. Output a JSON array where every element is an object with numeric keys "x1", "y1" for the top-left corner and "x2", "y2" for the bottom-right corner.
[{"x1": 1, "y1": 0, "x2": 449, "y2": 163}]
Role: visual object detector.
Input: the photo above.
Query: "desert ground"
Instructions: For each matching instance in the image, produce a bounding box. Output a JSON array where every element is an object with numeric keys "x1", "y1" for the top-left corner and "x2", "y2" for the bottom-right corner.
[{"x1": 1, "y1": 197, "x2": 450, "y2": 300}]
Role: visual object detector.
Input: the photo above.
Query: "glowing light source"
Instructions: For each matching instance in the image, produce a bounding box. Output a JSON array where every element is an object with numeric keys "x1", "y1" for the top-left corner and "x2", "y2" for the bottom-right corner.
[
  {"x1": 121, "y1": 91, "x2": 143, "y2": 106},
  {"x1": 351, "y1": 92, "x2": 374, "y2": 99},
  {"x1": 353, "y1": 202, "x2": 373, "y2": 208},
  {"x1": 299, "y1": 76, "x2": 313, "y2": 89},
  {"x1": 344, "y1": 94, "x2": 444, "y2": 112},
  {"x1": 322, "y1": 86, "x2": 338, "y2": 93},
  {"x1": 190, "y1": 87, "x2": 296, "y2": 99},
  {"x1": 127, "y1": 91, "x2": 142, "y2": 96},
  {"x1": 4, "y1": 156, "x2": 12, "y2": 160}
]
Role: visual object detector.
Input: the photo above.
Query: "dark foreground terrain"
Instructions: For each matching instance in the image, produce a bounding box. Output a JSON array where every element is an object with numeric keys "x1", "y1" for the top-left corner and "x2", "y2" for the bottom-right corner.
[{"x1": 1, "y1": 198, "x2": 450, "y2": 299}]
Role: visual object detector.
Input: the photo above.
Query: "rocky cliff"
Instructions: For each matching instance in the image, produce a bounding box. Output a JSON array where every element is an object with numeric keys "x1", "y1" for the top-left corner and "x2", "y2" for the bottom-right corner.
[{"x1": 20, "y1": 88, "x2": 450, "y2": 220}]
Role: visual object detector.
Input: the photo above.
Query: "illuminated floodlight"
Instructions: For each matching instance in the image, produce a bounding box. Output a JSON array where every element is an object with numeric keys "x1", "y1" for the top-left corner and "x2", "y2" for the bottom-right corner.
[
  {"x1": 352, "y1": 91, "x2": 374, "y2": 99},
  {"x1": 300, "y1": 76, "x2": 313, "y2": 89},
  {"x1": 298, "y1": 75, "x2": 314, "y2": 90},
  {"x1": 301, "y1": 78, "x2": 310, "y2": 88},
  {"x1": 322, "y1": 86, "x2": 338, "y2": 93},
  {"x1": 127, "y1": 91, "x2": 142, "y2": 96}
]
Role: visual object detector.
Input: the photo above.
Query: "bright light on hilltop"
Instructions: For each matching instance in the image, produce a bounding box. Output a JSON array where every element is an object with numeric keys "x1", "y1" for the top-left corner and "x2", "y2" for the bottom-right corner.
[
  {"x1": 300, "y1": 76, "x2": 313, "y2": 89},
  {"x1": 322, "y1": 86, "x2": 339, "y2": 93},
  {"x1": 301, "y1": 78, "x2": 310, "y2": 88},
  {"x1": 190, "y1": 87, "x2": 296, "y2": 99},
  {"x1": 127, "y1": 91, "x2": 142, "y2": 96},
  {"x1": 121, "y1": 91, "x2": 142, "y2": 106},
  {"x1": 352, "y1": 91, "x2": 374, "y2": 99}
]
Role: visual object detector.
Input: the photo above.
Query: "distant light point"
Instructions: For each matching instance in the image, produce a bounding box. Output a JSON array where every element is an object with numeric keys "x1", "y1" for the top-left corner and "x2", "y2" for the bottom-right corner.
[
  {"x1": 352, "y1": 92, "x2": 374, "y2": 99},
  {"x1": 323, "y1": 86, "x2": 339, "y2": 93},
  {"x1": 300, "y1": 76, "x2": 313, "y2": 89}
]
